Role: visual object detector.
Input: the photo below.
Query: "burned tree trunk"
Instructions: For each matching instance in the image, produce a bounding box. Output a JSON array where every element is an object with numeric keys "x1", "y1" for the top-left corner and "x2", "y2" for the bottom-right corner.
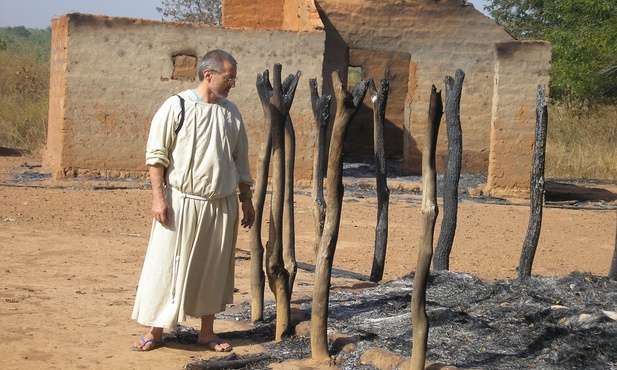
[
  {"x1": 434, "y1": 69, "x2": 465, "y2": 271},
  {"x1": 610, "y1": 210, "x2": 617, "y2": 280},
  {"x1": 311, "y1": 72, "x2": 368, "y2": 361},
  {"x1": 369, "y1": 78, "x2": 391, "y2": 283},
  {"x1": 283, "y1": 115, "x2": 297, "y2": 297},
  {"x1": 519, "y1": 85, "x2": 548, "y2": 280},
  {"x1": 257, "y1": 64, "x2": 301, "y2": 340},
  {"x1": 410, "y1": 85, "x2": 442, "y2": 370},
  {"x1": 309, "y1": 78, "x2": 331, "y2": 255},
  {"x1": 250, "y1": 70, "x2": 274, "y2": 323}
]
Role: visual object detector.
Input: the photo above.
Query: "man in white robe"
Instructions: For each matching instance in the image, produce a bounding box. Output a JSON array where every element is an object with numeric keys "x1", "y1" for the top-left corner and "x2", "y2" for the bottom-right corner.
[{"x1": 131, "y1": 49, "x2": 255, "y2": 352}]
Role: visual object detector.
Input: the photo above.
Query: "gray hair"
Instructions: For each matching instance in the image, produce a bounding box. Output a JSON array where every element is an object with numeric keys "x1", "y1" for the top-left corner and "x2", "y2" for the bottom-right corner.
[{"x1": 197, "y1": 49, "x2": 237, "y2": 81}]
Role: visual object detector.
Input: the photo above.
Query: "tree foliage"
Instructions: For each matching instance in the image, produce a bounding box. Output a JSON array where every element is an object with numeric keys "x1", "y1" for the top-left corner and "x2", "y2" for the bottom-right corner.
[
  {"x1": 0, "y1": 27, "x2": 51, "y2": 61},
  {"x1": 486, "y1": 0, "x2": 617, "y2": 108},
  {"x1": 157, "y1": 0, "x2": 222, "y2": 26}
]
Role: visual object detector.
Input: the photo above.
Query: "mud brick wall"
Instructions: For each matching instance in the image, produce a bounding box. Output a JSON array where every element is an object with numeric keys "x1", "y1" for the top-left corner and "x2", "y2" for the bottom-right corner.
[
  {"x1": 223, "y1": 0, "x2": 322, "y2": 32},
  {"x1": 311, "y1": 0, "x2": 528, "y2": 175},
  {"x1": 227, "y1": 0, "x2": 553, "y2": 180},
  {"x1": 46, "y1": 1, "x2": 553, "y2": 193},
  {"x1": 485, "y1": 41, "x2": 552, "y2": 196},
  {"x1": 44, "y1": 13, "x2": 325, "y2": 180}
]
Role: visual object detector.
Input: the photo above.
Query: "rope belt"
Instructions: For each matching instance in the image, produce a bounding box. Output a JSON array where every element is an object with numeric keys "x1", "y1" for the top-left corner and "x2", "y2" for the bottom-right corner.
[{"x1": 169, "y1": 186, "x2": 211, "y2": 303}]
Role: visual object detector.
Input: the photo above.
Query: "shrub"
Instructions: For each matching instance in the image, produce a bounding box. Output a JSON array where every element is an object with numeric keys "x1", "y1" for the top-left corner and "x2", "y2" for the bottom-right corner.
[{"x1": 0, "y1": 30, "x2": 50, "y2": 154}]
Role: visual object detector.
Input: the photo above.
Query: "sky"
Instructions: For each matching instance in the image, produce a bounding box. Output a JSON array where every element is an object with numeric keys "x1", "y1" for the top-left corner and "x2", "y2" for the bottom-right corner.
[{"x1": 0, "y1": 0, "x2": 490, "y2": 29}]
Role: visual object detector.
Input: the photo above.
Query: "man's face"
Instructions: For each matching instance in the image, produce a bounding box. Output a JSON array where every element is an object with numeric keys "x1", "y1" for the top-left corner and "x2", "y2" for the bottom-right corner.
[{"x1": 209, "y1": 60, "x2": 237, "y2": 99}]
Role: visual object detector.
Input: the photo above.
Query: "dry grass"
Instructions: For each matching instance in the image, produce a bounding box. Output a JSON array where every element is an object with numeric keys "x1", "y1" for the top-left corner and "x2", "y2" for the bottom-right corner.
[
  {"x1": 545, "y1": 104, "x2": 617, "y2": 181},
  {"x1": 0, "y1": 50, "x2": 49, "y2": 154}
]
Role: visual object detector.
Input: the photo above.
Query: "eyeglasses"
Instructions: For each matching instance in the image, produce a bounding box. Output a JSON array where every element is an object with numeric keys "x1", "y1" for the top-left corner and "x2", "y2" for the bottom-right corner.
[{"x1": 209, "y1": 69, "x2": 238, "y2": 84}]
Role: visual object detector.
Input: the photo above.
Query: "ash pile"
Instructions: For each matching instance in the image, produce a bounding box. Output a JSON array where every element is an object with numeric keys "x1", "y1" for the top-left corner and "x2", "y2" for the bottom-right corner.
[{"x1": 173, "y1": 270, "x2": 617, "y2": 369}]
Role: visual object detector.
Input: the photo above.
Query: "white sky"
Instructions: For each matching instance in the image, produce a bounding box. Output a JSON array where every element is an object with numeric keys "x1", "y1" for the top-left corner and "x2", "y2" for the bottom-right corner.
[{"x1": 0, "y1": 0, "x2": 490, "y2": 29}]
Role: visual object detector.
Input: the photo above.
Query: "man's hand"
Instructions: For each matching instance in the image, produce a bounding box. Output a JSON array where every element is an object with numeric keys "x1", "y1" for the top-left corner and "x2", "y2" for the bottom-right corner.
[
  {"x1": 152, "y1": 196, "x2": 170, "y2": 225},
  {"x1": 240, "y1": 199, "x2": 255, "y2": 229},
  {"x1": 149, "y1": 164, "x2": 169, "y2": 225}
]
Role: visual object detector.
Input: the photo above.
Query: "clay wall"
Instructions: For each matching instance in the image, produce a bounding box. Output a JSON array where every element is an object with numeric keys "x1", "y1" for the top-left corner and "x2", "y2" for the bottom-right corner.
[
  {"x1": 44, "y1": 13, "x2": 325, "y2": 179},
  {"x1": 46, "y1": 1, "x2": 553, "y2": 193},
  {"x1": 223, "y1": 0, "x2": 550, "y2": 179},
  {"x1": 486, "y1": 41, "x2": 552, "y2": 196},
  {"x1": 313, "y1": 0, "x2": 551, "y2": 176},
  {"x1": 223, "y1": 0, "x2": 323, "y2": 32}
]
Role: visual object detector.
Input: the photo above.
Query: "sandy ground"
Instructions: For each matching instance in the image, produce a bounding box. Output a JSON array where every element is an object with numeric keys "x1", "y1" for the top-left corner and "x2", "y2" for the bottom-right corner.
[{"x1": 1, "y1": 154, "x2": 616, "y2": 370}]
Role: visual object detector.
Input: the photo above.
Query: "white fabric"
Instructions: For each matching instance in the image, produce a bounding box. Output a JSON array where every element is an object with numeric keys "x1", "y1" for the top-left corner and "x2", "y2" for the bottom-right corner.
[
  {"x1": 145, "y1": 90, "x2": 253, "y2": 196},
  {"x1": 132, "y1": 90, "x2": 251, "y2": 328}
]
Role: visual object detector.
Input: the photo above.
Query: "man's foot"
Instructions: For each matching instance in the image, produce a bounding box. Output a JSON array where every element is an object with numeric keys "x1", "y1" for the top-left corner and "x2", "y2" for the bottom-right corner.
[
  {"x1": 132, "y1": 331, "x2": 163, "y2": 351},
  {"x1": 198, "y1": 337, "x2": 233, "y2": 352}
]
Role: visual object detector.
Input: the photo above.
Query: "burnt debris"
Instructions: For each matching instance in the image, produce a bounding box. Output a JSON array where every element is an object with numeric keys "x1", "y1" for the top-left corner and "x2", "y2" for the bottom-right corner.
[{"x1": 173, "y1": 271, "x2": 617, "y2": 369}]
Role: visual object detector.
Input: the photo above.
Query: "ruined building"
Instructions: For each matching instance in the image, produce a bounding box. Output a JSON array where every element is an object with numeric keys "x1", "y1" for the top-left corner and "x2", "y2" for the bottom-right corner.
[{"x1": 44, "y1": 0, "x2": 551, "y2": 195}]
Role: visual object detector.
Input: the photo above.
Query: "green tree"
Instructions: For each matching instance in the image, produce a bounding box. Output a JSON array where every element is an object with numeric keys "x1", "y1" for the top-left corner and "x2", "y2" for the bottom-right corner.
[
  {"x1": 486, "y1": 0, "x2": 617, "y2": 108},
  {"x1": 0, "y1": 27, "x2": 51, "y2": 61},
  {"x1": 157, "y1": 0, "x2": 222, "y2": 26}
]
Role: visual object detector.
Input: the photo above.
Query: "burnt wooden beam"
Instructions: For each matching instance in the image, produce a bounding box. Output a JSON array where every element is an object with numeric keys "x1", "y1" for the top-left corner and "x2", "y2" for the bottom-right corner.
[
  {"x1": 519, "y1": 85, "x2": 548, "y2": 280},
  {"x1": 311, "y1": 71, "x2": 368, "y2": 361},
  {"x1": 309, "y1": 78, "x2": 331, "y2": 256},
  {"x1": 434, "y1": 69, "x2": 465, "y2": 271},
  {"x1": 368, "y1": 78, "x2": 391, "y2": 283},
  {"x1": 410, "y1": 85, "x2": 442, "y2": 370}
]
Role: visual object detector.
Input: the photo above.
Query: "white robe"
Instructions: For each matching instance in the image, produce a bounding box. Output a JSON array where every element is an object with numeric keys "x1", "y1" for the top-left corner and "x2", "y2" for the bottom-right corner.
[{"x1": 132, "y1": 90, "x2": 252, "y2": 328}]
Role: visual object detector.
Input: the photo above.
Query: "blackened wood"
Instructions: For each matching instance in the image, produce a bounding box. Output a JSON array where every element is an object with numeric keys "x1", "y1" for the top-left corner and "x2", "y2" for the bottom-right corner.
[
  {"x1": 296, "y1": 261, "x2": 370, "y2": 281},
  {"x1": 434, "y1": 69, "x2": 465, "y2": 271},
  {"x1": 368, "y1": 78, "x2": 391, "y2": 283},
  {"x1": 410, "y1": 85, "x2": 442, "y2": 370},
  {"x1": 284, "y1": 115, "x2": 297, "y2": 297},
  {"x1": 311, "y1": 71, "x2": 368, "y2": 360},
  {"x1": 519, "y1": 85, "x2": 548, "y2": 280},
  {"x1": 259, "y1": 64, "x2": 301, "y2": 340},
  {"x1": 250, "y1": 69, "x2": 274, "y2": 323},
  {"x1": 610, "y1": 210, "x2": 617, "y2": 280},
  {"x1": 186, "y1": 354, "x2": 272, "y2": 370},
  {"x1": 309, "y1": 78, "x2": 331, "y2": 256}
]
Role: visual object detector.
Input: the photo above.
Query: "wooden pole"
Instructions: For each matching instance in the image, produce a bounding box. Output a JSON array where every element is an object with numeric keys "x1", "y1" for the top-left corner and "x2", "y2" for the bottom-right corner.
[
  {"x1": 410, "y1": 85, "x2": 442, "y2": 370},
  {"x1": 610, "y1": 209, "x2": 617, "y2": 280},
  {"x1": 434, "y1": 69, "x2": 465, "y2": 271},
  {"x1": 311, "y1": 71, "x2": 368, "y2": 360},
  {"x1": 519, "y1": 85, "x2": 548, "y2": 280},
  {"x1": 256, "y1": 64, "x2": 301, "y2": 340},
  {"x1": 309, "y1": 78, "x2": 331, "y2": 256},
  {"x1": 369, "y1": 78, "x2": 391, "y2": 283},
  {"x1": 250, "y1": 69, "x2": 274, "y2": 323},
  {"x1": 283, "y1": 115, "x2": 297, "y2": 297}
]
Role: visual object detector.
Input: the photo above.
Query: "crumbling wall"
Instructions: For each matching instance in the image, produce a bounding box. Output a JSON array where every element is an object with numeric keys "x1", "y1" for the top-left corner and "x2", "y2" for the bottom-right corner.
[
  {"x1": 485, "y1": 41, "x2": 552, "y2": 197},
  {"x1": 44, "y1": 13, "x2": 325, "y2": 179},
  {"x1": 312, "y1": 0, "x2": 552, "y2": 177},
  {"x1": 344, "y1": 49, "x2": 411, "y2": 158},
  {"x1": 223, "y1": 0, "x2": 323, "y2": 32}
]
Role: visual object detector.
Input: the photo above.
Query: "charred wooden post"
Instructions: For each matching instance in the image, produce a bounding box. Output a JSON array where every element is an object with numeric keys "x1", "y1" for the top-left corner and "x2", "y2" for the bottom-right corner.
[
  {"x1": 368, "y1": 78, "x2": 391, "y2": 283},
  {"x1": 309, "y1": 78, "x2": 332, "y2": 255},
  {"x1": 268, "y1": 66, "x2": 301, "y2": 340},
  {"x1": 250, "y1": 69, "x2": 274, "y2": 323},
  {"x1": 256, "y1": 64, "x2": 301, "y2": 340},
  {"x1": 519, "y1": 85, "x2": 548, "y2": 280},
  {"x1": 283, "y1": 115, "x2": 297, "y2": 297},
  {"x1": 311, "y1": 71, "x2": 368, "y2": 360},
  {"x1": 434, "y1": 69, "x2": 465, "y2": 271},
  {"x1": 610, "y1": 210, "x2": 617, "y2": 280},
  {"x1": 410, "y1": 85, "x2": 442, "y2": 370}
]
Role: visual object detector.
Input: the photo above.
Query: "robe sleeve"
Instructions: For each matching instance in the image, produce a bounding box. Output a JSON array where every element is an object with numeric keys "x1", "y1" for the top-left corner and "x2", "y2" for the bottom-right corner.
[
  {"x1": 229, "y1": 105, "x2": 253, "y2": 186},
  {"x1": 145, "y1": 96, "x2": 182, "y2": 168}
]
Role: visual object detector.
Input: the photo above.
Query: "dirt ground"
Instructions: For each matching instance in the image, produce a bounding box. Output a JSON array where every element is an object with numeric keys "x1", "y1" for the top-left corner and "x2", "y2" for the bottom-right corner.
[{"x1": 1, "y1": 154, "x2": 616, "y2": 370}]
